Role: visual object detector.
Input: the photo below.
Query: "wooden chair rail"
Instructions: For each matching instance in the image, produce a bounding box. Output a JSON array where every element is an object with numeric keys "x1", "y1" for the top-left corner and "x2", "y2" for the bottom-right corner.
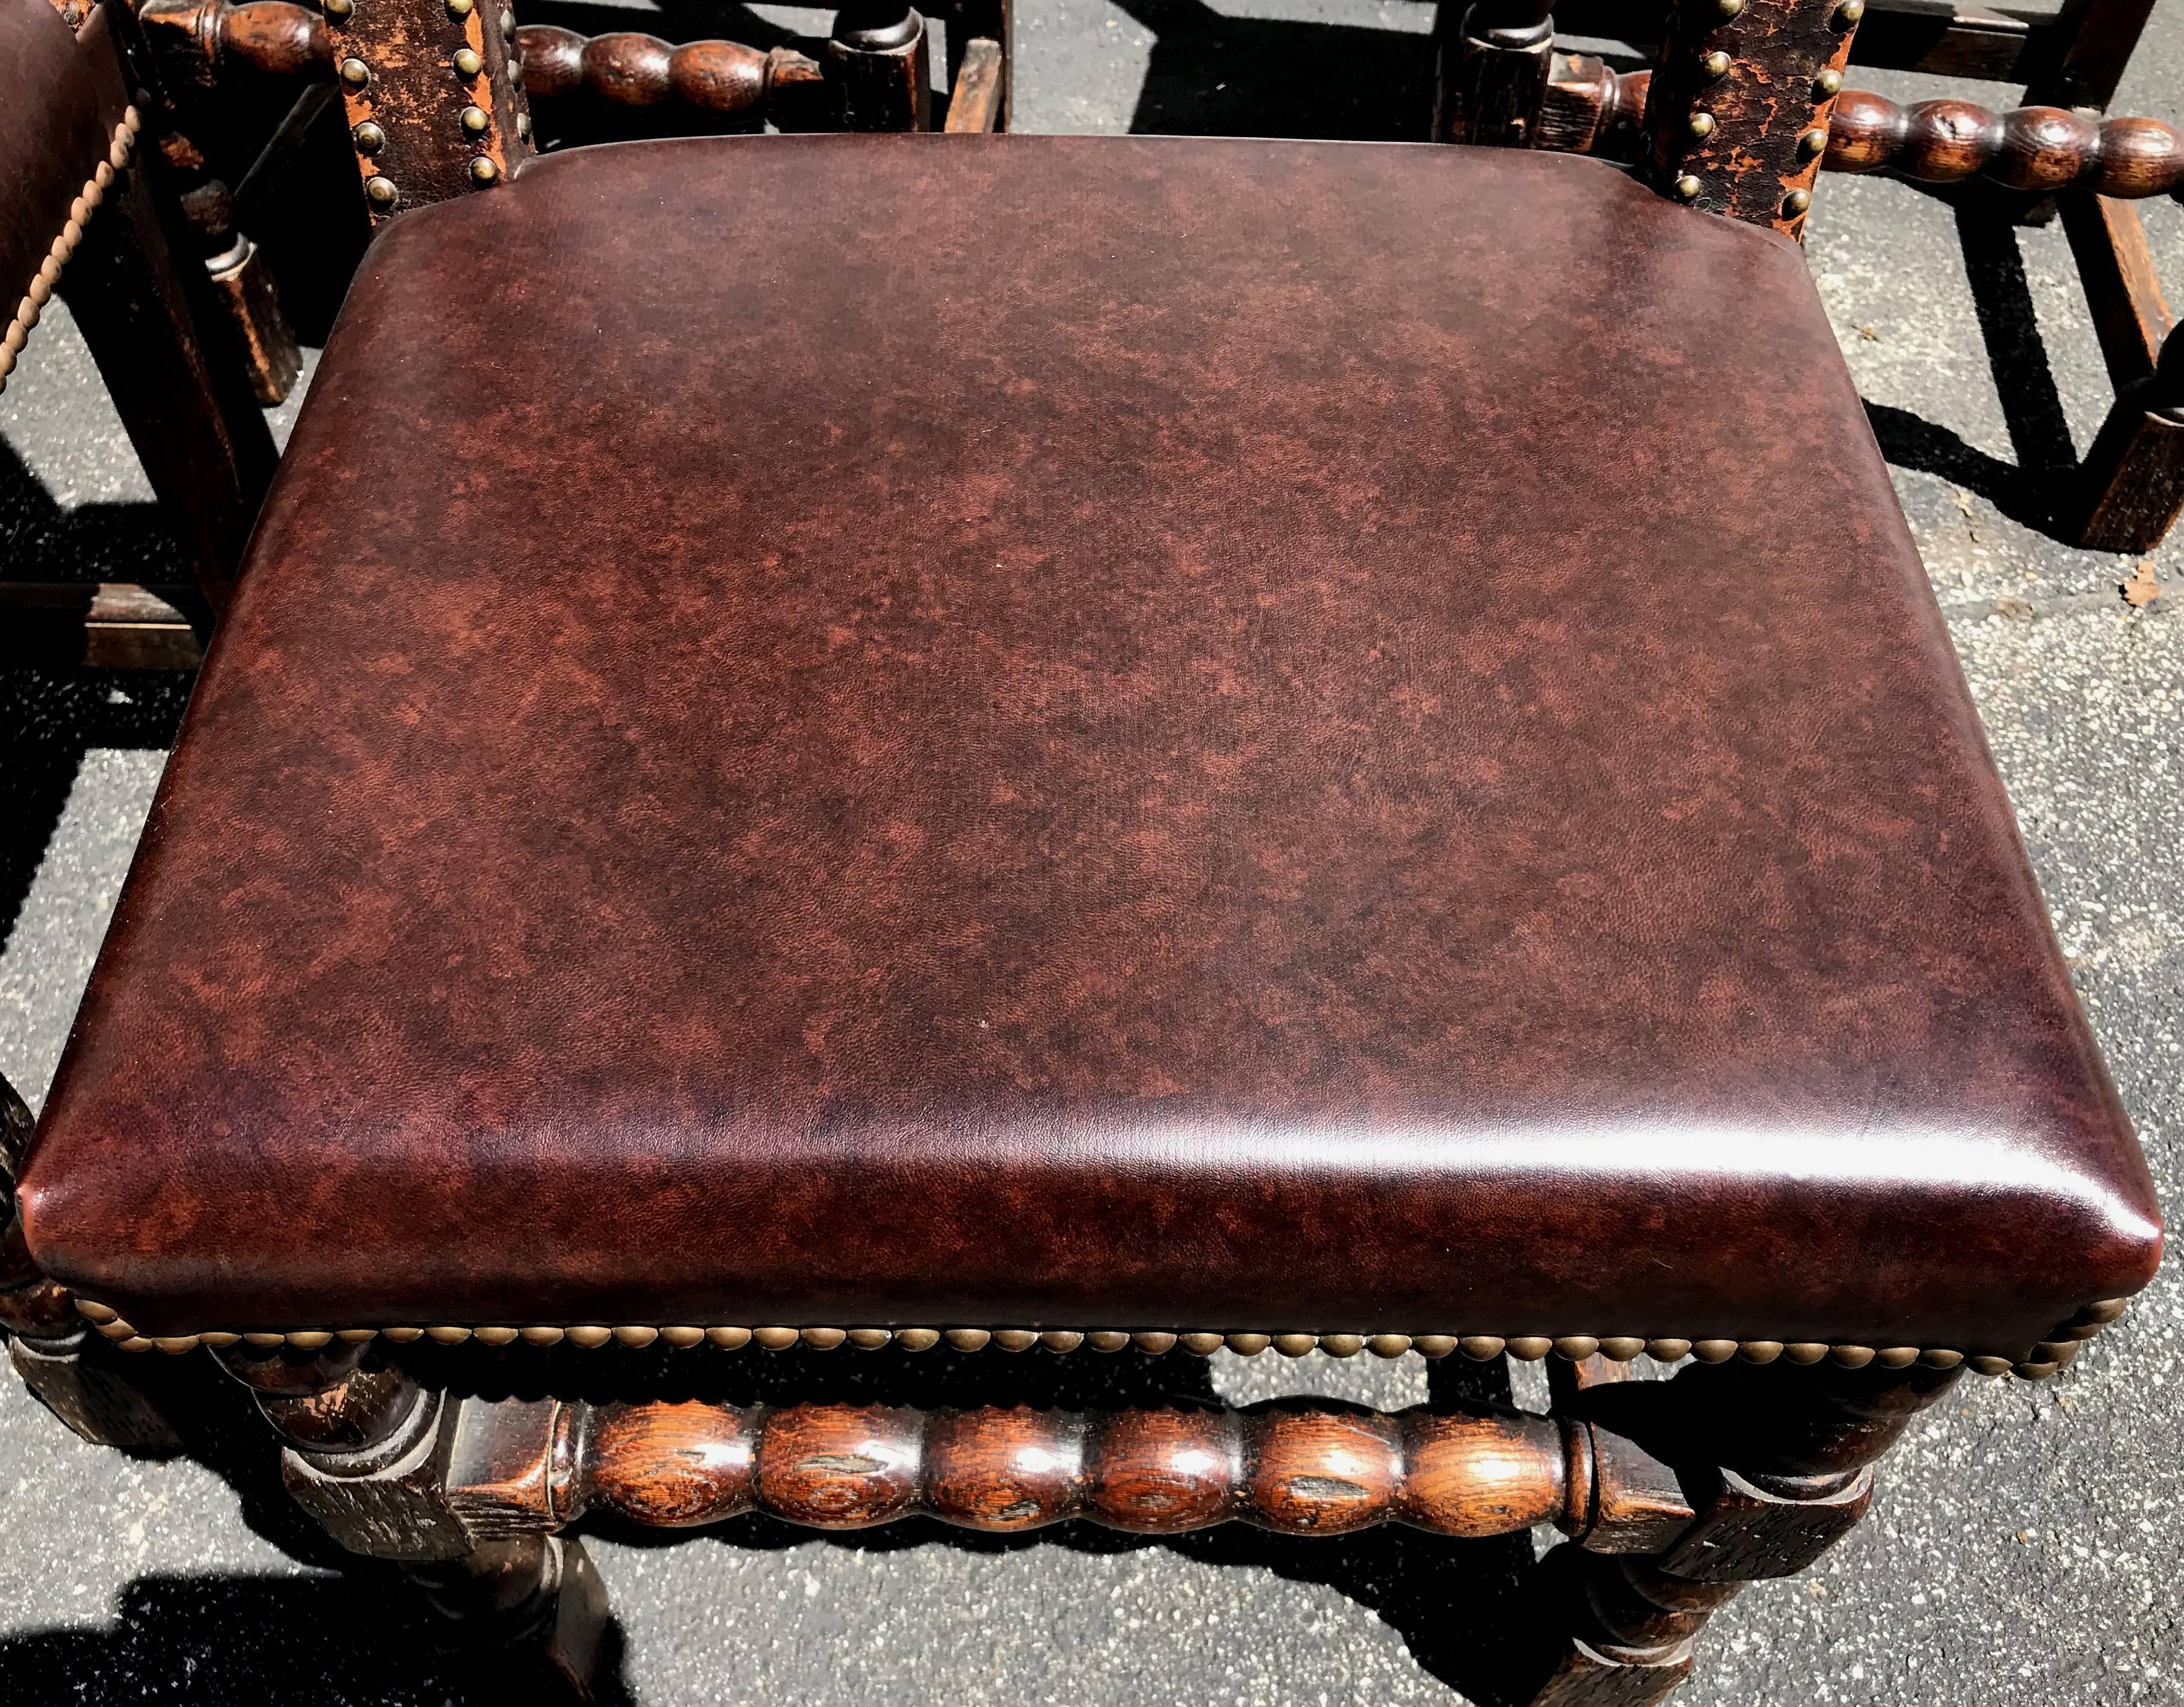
[
  {"x1": 140, "y1": 1, "x2": 827, "y2": 127},
  {"x1": 568, "y1": 1397, "x2": 1616, "y2": 1537},
  {"x1": 1547, "y1": 63, "x2": 2184, "y2": 200}
]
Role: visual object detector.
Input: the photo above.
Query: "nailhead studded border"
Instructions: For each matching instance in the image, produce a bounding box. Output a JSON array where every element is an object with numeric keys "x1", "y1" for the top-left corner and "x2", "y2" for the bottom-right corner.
[
  {"x1": 0, "y1": 106, "x2": 140, "y2": 395},
  {"x1": 69, "y1": 1297, "x2": 2127, "y2": 1381}
]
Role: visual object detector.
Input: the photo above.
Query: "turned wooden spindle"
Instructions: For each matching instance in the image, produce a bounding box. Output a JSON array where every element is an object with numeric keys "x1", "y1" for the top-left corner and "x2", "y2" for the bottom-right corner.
[
  {"x1": 826, "y1": 0, "x2": 931, "y2": 132},
  {"x1": 1825, "y1": 91, "x2": 2184, "y2": 197},
  {"x1": 1436, "y1": 0, "x2": 1556, "y2": 147},
  {"x1": 1547, "y1": 59, "x2": 2184, "y2": 200},
  {"x1": 140, "y1": 1, "x2": 828, "y2": 129},
  {"x1": 512, "y1": 27, "x2": 830, "y2": 129},
  {"x1": 573, "y1": 1400, "x2": 1595, "y2": 1538}
]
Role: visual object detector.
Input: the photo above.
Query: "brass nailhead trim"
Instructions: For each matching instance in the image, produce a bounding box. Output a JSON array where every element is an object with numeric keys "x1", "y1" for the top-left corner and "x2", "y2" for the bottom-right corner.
[
  {"x1": 1, "y1": 109, "x2": 138, "y2": 396},
  {"x1": 452, "y1": 46, "x2": 483, "y2": 77},
  {"x1": 1813, "y1": 67, "x2": 1843, "y2": 97},
  {"x1": 73, "y1": 1299, "x2": 2126, "y2": 1382}
]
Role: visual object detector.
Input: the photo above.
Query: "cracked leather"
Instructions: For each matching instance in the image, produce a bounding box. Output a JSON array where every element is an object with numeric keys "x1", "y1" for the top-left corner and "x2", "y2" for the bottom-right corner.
[{"x1": 19, "y1": 136, "x2": 2162, "y2": 1355}]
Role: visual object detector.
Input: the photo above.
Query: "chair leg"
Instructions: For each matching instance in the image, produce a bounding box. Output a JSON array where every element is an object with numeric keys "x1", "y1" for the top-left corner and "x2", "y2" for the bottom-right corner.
[
  {"x1": 1523, "y1": 1355, "x2": 1964, "y2": 1705},
  {"x1": 8, "y1": 1330, "x2": 182, "y2": 1449},
  {"x1": 210, "y1": 1343, "x2": 609, "y2": 1701},
  {"x1": 61, "y1": 138, "x2": 279, "y2": 608}
]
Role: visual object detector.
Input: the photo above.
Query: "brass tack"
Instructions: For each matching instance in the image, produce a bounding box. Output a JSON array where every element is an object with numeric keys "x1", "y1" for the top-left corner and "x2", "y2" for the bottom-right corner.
[
  {"x1": 706, "y1": 1326, "x2": 753, "y2": 1350},
  {"x1": 324, "y1": 0, "x2": 352, "y2": 14},
  {"x1": 2081, "y1": 1298, "x2": 2129, "y2": 1324},
  {"x1": 1636, "y1": 1338, "x2": 1686, "y2": 1363},
  {"x1": 892, "y1": 1327, "x2": 939, "y2": 1351},
  {"x1": 1318, "y1": 1333, "x2": 1364, "y2": 1359},
  {"x1": 26, "y1": 276, "x2": 51, "y2": 310},
  {"x1": 339, "y1": 55, "x2": 371, "y2": 89},
  {"x1": 1672, "y1": 174, "x2": 1703, "y2": 201},
  {"x1": 521, "y1": 1326, "x2": 566, "y2": 1346},
  {"x1": 1598, "y1": 1337, "x2": 1646, "y2": 1362},
  {"x1": 93, "y1": 159, "x2": 113, "y2": 189},
  {"x1": 1828, "y1": 1344, "x2": 1875, "y2": 1368},
  {"x1": 1, "y1": 348, "x2": 20, "y2": 384},
  {"x1": 1874, "y1": 1346, "x2": 1921, "y2": 1368},
  {"x1": 992, "y1": 1329, "x2": 1038, "y2": 1352},
  {"x1": 242, "y1": 1331, "x2": 285, "y2": 1348},
  {"x1": 381, "y1": 1326, "x2": 426, "y2": 1343},
  {"x1": 944, "y1": 1327, "x2": 992, "y2": 1352},
  {"x1": 1410, "y1": 1335, "x2": 1457, "y2": 1359},
  {"x1": 287, "y1": 1331, "x2": 335, "y2": 1350},
  {"x1": 1507, "y1": 1337, "x2": 1553, "y2": 1362},
  {"x1": 1717, "y1": 0, "x2": 1745, "y2": 15},
  {"x1": 1783, "y1": 1343, "x2": 1830, "y2": 1365},
  {"x1": 461, "y1": 105, "x2": 489, "y2": 135},
  {"x1": 1179, "y1": 1332, "x2": 1226, "y2": 1356},
  {"x1": 516, "y1": 112, "x2": 532, "y2": 141},
  {"x1": 1272, "y1": 1333, "x2": 1318, "y2": 1358},
  {"x1": 93, "y1": 1318, "x2": 137, "y2": 1341},
  {"x1": 1134, "y1": 1331, "x2": 1179, "y2": 1355},
  {"x1": 1701, "y1": 49, "x2": 1731, "y2": 77},
  {"x1": 1041, "y1": 1330, "x2": 1085, "y2": 1353},
  {"x1": 751, "y1": 1326, "x2": 800, "y2": 1350},
  {"x1": 353, "y1": 120, "x2": 385, "y2": 154},
  {"x1": 469, "y1": 156, "x2": 499, "y2": 185},
  {"x1": 109, "y1": 137, "x2": 129, "y2": 169},
  {"x1": 2059, "y1": 1321, "x2": 2105, "y2": 1341},
  {"x1": 1691, "y1": 1339, "x2": 1738, "y2": 1364},
  {"x1": 193, "y1": 1332, "x2": 238, "y2": 1350},
  {"x1": 1738, "y1": 1341, "x2": 1784, "y2": 1365},
  {"x1": 1967, "y1": 1355, "x2": 2013, "y2": 1376},
  {"x1": 365, "y1": 176, "x2": 398, "y2": 209},
  {"x1": 1552, "y1": 1336, "x2": 1601, "y2": 1362},
  {"x1": 660, "y1": 1326, "x2": 706, "y2": 1349},
  {"x1": 447, "y1": 0, "x2": 472, "y2": 14},
  {"x1": 2037, "y1": 1341, "x2": 2082, "y2": 1367},
  {"x1": 474, "y1": 1326, "x2": 520, "y2": 1346},
  {"x1": 1919, "y1": 1348, "x2": 1964, "y2": 1369},
  {"x1": 117, "y1": 1336, "x2": 153, "y2": 1353},
  {"x1": 798, "y1": 1327, "x2": 845, "y2": 1350},
  {"x1": 75, "y1": 1300, "x2": 119, "y2": 1324},
  {"x1": 566, "y1": 1324, "x2": 614, "y2": 1349},
  {"x1": 1687, "y1": 111, "x2": 1716, "y2": 140},
  {"x1": 1459, "y1": 1336, "x2": 1508, "y2": 1361},
  {"x1": 614, "y1": 1325, "x2": 661, "y2": 1348},
  {"x1": 425, "y1": 1326, "x2": 472, "y2": 1345},
  {"x1": 846, "y1": 1327, "x2": 892, "y2": 1350},
  {"x1": 509, "y1": 57, "x2": 522, "y2": 88},
  {"x1": 1086, "y1": 1330, "x2": 1132, "y2": 1353},
  {"x1": 453, "y1": 46, "x2": 483, "y2": 76},
  {"x1": 1813, "y1": 67, "x2": 1843, "y2": 96},
  {"x1": 1366, "y1": 1334, "x2": 1412, "y2": 1359},
  {"x1": 69, "y1": 195, "x2": 91, "y2": 224},
  {"x1": 501, "y1": 7, "x2": 516, "y2": 37},
  {"x1": 1798, "y1": 127, "x2": 1828, "y2": 158},
  {"x1": 2014, "y1": 1361, "x2": 2059, "y2": 1381},
  {"x1": 1781, "y1": 188, "x2": 1812, "y2": 216},
  {"x1": 335, "y1": 1328, "x2": 379, "y2": 1344},
  {"x1": 6, "y1": 312, "x2": 31, "y2": 349},
  {"x1": 1224, "y1": 1333, "x2": 1271, "y2": 1356},
  {"x1": 1835, "y1": 0, "x2": 1863, "y2": 24},
  {"x1": 153, "y1": 1336, "x2": 200, "y2": 1355},
  {"x1": 82, "y1": 179, "x2": 104, "y2": 209}
]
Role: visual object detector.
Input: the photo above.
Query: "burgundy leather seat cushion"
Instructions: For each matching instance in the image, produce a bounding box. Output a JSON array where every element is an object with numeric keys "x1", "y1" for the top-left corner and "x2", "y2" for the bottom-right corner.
[{"x1": 20, "y1": 135, "x2": 2161, "y2": 1357}]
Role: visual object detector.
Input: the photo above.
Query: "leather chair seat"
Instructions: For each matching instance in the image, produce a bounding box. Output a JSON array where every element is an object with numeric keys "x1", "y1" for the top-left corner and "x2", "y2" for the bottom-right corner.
[{"x1": 19, "y1": 135, "x2": 2161, "y2": 1360}]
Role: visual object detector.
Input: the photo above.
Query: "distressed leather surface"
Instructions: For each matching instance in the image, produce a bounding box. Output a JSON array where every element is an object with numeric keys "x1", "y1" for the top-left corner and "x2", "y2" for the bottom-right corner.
[
  {"x1": 20, "y1": 136, "x2": 2161, "y2": 1355},
  {"x1": 0, "y1": 0, "x2": 128, "y2": 320}
]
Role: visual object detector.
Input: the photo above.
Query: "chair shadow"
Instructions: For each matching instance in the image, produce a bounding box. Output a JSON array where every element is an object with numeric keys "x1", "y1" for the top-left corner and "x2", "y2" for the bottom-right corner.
[{"x1": 18, "y1": 1343, "x2": 1570, "y2": 1706}]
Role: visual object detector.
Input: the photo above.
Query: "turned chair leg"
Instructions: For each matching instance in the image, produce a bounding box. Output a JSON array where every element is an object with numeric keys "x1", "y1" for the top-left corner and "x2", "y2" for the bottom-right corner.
[
  {"x1": 1525, "y1": 1355, "x2": 1963, "y2": 1705},
  {"x1": 211, "y1": 1341, "x2": 611, "y2": 1700}
]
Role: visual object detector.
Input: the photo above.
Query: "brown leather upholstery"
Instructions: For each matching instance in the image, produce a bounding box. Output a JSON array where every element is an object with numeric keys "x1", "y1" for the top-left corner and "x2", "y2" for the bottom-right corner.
[
  {"x1": 0, "y1": 0, "x2": 131, "y2": 329},
  {"x1": 19, "y1": 135, "x2": 2161, "y2": 1358}
]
